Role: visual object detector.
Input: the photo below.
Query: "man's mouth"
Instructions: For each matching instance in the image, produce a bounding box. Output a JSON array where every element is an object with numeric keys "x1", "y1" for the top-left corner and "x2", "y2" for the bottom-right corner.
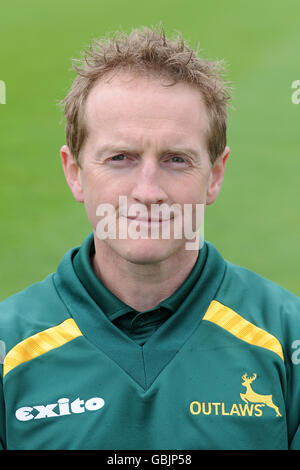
[{"x1": 125, "y1": 216, "x2": 173, "y2": 223}]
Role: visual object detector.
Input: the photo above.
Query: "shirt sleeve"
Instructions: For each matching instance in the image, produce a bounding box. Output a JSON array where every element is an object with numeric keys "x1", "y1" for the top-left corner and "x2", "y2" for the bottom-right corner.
[
  {"x1": 286, "y1": 327, "x2": 300, "y2": 449},
  {"x1": 0, "y1": 366, "x2": 6, "y2": 450},
  {"x1": 290, "y1": 426, "x2": 300, "y2": 449}
]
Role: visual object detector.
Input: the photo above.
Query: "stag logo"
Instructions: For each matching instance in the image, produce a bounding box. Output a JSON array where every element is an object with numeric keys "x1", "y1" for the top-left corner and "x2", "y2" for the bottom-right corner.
[{"x1": 240, "y1": 373, "x2": 281, "y2": 417}]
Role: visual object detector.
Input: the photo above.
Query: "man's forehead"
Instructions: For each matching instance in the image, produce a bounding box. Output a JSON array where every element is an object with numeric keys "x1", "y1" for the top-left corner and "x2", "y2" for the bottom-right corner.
[{"x1": 83, "y1": 73, "x2": 209, "y2": 136}]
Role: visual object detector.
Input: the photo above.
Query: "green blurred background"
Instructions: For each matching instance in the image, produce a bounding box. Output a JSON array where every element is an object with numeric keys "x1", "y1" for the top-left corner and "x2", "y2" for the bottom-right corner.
[{"x1": 1, "y1": 0, "x2": 300, "y2": 300}]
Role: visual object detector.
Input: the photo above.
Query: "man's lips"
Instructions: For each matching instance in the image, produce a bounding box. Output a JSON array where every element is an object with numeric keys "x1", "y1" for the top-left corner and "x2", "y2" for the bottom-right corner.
[{"x1": 124, "y1": 216, "x2": 173, "y2": 223}]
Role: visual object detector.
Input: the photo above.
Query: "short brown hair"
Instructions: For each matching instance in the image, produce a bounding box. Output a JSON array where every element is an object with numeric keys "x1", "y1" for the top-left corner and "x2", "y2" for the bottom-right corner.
[{"x1": 60, "y1": 25, "x2": 231, "y2": 166}]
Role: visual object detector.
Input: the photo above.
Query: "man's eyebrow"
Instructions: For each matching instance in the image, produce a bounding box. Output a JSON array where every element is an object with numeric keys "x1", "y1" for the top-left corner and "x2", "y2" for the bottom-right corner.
[
  {"x1": 94, "y1": 144, "x2": 202, "y2": 159},
  {"x1": 164, "y1": 147, "x2": 201, "y2": 157},
  {"x1": 94, "y1": 144, "x2": 138, "y2": 156}
]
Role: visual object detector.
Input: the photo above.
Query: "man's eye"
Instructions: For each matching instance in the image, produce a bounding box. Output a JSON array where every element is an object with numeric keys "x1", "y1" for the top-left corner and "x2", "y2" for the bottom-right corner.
[
  {"x1": 171, "y1": 156, "x2": 185, "y2": 163},
  {"x1": 111, "y1": 154, "x2": 126, "y2": 161},
  {"x1": 167, "y1": 155, "x2": 188, "y2": 165}
]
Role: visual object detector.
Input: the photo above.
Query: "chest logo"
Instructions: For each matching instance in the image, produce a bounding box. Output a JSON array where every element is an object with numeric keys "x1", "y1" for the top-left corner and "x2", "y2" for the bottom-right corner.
[
  {"x1": 240, "y1": 373, "x2": 281, "y2": 417},
  {"x1": 190, "y1": 372, "x2": 282, "y2": 418},
  {"x1": 15, "y1": 396, "x2": 105, "y2": 422}
]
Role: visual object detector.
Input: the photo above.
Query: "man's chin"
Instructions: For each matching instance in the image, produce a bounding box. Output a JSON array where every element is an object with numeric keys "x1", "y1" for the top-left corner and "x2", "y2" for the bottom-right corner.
[{"x1": 103, "y1": 238, "x2": 185, "y2": 266}]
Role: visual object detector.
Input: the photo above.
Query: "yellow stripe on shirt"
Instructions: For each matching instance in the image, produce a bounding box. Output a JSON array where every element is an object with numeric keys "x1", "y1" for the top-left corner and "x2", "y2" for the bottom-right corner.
[
  {"x1": 3, "y1": 318, "x2": 82, "y2": 377},
  {"x1": 203, "y1": 300, "x2": 284, "y2": 361}
]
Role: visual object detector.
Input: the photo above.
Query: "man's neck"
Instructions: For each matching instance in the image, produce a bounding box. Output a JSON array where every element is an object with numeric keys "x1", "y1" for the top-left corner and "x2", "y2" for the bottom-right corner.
[{"x1": 91, "y1": 240, "x2": 199, "y2": 312}]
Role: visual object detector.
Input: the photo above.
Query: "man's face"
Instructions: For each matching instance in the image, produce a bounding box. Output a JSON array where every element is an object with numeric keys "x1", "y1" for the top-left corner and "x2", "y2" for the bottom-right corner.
[{"x1": 61, "y1": 72, "x2": 229, "y2": 264}]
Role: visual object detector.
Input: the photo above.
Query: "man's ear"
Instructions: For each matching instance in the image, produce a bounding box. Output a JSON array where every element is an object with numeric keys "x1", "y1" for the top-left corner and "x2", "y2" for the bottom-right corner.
[
  {"x1": 60, "y1": 145, "x2": 84, "y2": 203},
  {"x1": 206, "y1": 146, "x2": 230, "y2": 205}
]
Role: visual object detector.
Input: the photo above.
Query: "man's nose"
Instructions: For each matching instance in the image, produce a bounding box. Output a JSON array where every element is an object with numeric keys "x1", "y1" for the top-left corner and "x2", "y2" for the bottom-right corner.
[{"x1": 131, "y1": 158, "x2": 168, "y2": 206}]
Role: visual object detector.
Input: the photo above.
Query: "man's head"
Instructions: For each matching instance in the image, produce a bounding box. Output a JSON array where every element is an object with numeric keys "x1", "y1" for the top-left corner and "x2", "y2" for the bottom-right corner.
[
  {"x1": 61, "y1": 26, "x2": 231, "y2": 168},
  {"x1": 60, "y1": 26, "x2": 231, "y2": 264}
]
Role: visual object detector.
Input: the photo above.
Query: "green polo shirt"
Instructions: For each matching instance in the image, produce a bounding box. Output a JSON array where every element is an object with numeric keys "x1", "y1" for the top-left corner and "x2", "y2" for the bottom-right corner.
[
  {"x1": 72, "y1": 233, "x2": 207, "y2": 345},
  {"x1": 2, "y1": 232, "x2": 300, "y2": 449}
]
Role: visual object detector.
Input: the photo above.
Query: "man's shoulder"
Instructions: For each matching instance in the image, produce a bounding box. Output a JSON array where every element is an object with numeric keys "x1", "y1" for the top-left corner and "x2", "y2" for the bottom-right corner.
[
  {"x1": 213, "y1": 256, "x2": 300, "y2": 347},
  {"x1": 223, "y1": 259, "x2": 300, "y2": 306},
  {"x1": 206, "y1": 242, "x2": 300, "y2": 304},
  {"x1": 0, "y1": 273, "x2": 70, "y2": 354}
]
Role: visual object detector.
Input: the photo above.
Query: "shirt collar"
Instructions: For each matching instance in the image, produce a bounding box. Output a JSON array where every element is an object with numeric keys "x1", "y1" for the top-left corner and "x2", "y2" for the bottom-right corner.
[{"x1": 72, "y1": 232, "x2": 207, "y2": 320}]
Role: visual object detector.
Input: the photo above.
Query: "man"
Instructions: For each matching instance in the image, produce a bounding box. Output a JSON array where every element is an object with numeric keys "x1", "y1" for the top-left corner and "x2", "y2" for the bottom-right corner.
[{"x1": 1, "y1": 26, "x2": 300, "y2": 450}]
